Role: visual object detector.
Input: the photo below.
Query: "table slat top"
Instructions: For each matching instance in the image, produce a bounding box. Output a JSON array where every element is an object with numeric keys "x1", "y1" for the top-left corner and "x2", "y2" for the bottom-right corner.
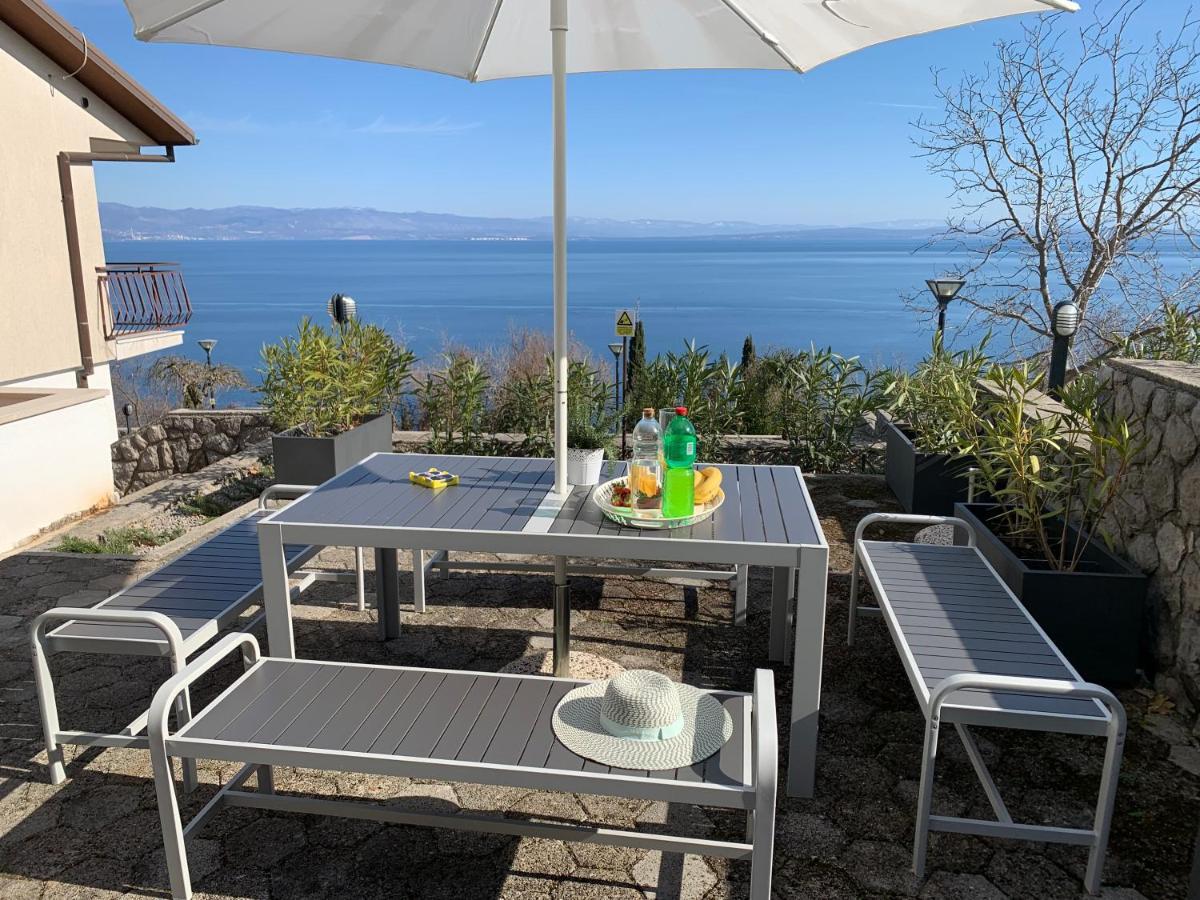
[{"x1": 269, "y1": 453, "x2": 824, "y2": 552}]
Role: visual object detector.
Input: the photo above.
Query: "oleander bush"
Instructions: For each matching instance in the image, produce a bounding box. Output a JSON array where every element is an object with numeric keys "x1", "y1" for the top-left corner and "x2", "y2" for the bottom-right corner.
[
  {"x1": 260, "y1": 317, "x2": 415, "y2": 437},
  {"x1": 886, "y1": 334, "x2": 991, "y2": 455}
]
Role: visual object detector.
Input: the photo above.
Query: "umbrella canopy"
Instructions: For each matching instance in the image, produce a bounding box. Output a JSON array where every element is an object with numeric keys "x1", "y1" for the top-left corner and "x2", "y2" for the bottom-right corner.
[{"x1": 123, "y1": 0, "x2": 1077, "y2": 493}]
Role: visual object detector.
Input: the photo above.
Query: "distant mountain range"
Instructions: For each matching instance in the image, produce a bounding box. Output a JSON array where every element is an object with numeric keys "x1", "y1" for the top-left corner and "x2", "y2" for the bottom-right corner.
[{"x1": 100, "y1": 203, "x2": 945, "y2": 242}]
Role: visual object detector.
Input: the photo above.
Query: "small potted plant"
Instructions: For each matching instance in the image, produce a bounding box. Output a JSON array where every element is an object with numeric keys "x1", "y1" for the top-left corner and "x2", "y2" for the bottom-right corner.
[
  {"x1": 881, "y1": 335, "x2": 989, "y2": 514},
  {"x1": 565, "y1": 362, "x2": 614, "y2": 486},
  {"x1": 260, "y1": 317, "x2": 414, "y2": 485},
  {"x1": 955, "y1": 365, "x2": 1148, "y2": 685}
]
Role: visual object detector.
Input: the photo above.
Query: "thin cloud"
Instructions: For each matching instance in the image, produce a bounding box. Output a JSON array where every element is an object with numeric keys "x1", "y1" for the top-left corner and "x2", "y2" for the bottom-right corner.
[
  {"x1": 182, "y1": 112, "x2": 266, "y2": 134},
  {"x1": 355, "y1": 115, "x2": 482, "y2": 135},
  {"x1": 869, "y1": 101, "x2": 939, "y2": 111}
]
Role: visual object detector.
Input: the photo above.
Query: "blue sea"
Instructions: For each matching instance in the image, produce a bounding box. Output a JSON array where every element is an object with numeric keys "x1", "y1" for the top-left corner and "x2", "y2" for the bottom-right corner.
[{"x1": 105, "y1": 237, "x2": 977, "y2": 399}]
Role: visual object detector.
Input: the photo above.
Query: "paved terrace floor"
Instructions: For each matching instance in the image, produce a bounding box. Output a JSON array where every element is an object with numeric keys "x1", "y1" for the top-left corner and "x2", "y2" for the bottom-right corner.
[{"x1": 0, "y1": 476, "x2": 1196, "y2": 899}]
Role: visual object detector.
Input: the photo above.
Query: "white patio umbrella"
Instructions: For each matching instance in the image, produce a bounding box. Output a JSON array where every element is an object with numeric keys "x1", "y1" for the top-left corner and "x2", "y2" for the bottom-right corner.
[{"x1": 123, "y1": 0, "x2": 1077, "y2": 497}]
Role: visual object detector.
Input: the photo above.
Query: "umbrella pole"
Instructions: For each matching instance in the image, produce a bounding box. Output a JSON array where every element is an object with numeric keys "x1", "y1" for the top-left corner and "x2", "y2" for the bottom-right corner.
[
  {"x1": 551, "y1": 0, "x2": 568, "y2": 497},
  {"x1": 551, "y1": 0, "x2": 570, "y2": 678}
]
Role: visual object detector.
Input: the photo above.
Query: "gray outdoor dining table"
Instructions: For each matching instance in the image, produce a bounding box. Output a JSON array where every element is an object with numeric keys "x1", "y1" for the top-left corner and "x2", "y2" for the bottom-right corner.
[{"x1": 257, "y1": 452, "x2": 828, "y2": 797}]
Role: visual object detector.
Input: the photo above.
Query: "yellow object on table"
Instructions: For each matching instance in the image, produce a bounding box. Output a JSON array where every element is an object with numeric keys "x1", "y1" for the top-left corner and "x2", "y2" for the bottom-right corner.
[{"x1": 409, "y1": 468, "x2": 459, "y2": 489}]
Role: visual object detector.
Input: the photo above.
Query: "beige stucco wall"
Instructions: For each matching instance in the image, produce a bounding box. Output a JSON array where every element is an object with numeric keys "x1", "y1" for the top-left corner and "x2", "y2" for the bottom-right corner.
[
  {"x1": 0, "y1": 20, "x2": 153, "y2": 386},
  {"x1": 0, "y1": 388, "x2": 118, "y2": 552}
]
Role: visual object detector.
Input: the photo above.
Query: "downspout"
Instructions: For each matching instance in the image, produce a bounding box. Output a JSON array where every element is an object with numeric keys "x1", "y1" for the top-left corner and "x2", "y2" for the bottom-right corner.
[{"x1": 58, "y1": 146, "x2": 175, "y2": 386}]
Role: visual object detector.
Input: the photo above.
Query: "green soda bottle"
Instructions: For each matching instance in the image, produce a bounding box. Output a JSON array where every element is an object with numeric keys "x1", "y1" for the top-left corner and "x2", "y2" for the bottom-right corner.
[{"x1": 662, "y1": 406, "x2": 697, "y2": 518}]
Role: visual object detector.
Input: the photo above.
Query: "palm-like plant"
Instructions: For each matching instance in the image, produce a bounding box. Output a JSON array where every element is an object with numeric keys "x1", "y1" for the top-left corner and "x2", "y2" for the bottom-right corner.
[{"x1": 887, "y1": 334, "x2": 990, "y2": 456}]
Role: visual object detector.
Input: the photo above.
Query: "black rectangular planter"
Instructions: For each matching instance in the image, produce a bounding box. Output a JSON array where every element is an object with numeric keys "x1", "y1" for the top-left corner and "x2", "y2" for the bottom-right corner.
[
  {"x1": 953, "y1": 502, "x2": 1147, "y2": 686},
  {"x1": 881, "y1": 414, "x2": 975, "y2": 516},
  {"x1": 271, "y1": 413, "x2": 394, "y2": 486}
]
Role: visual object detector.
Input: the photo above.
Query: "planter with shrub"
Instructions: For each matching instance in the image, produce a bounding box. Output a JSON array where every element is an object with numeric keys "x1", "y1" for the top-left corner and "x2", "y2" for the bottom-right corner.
[
  {"x1": 260, "y1": 317, "x2": 414, "y2": 485},
  {"x1": 954, "y1": 365, "x2": 1147, "y2": 685},
  {"x1": 883, "y1": 336, "x2": 988, "y2": 514}
]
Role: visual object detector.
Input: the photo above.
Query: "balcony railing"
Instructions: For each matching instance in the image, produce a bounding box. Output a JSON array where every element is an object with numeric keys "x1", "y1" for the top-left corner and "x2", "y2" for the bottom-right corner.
[{"x1": 98, "y1": 262, "x2": 192, "y2": 338}]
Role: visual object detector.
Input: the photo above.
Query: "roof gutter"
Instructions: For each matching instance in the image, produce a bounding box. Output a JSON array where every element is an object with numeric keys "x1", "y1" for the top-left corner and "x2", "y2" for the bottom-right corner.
[{"x1": 58, "y1": 146, "x2": 176, "y2": 384}]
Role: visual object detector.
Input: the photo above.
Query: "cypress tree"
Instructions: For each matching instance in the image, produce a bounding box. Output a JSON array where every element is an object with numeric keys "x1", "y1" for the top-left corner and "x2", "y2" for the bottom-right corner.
[
  {"x1": 740, "y1": 334, "x2": 756, "y2": 371},
  {"x1": 626, "y1": 319, "x2": 646, "y2": 407}
]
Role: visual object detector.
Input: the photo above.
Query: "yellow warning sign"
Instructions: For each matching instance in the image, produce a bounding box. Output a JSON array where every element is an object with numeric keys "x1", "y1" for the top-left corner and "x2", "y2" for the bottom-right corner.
[{"x1": 615, "y1": 309, "x2": 636, "y2": 337}]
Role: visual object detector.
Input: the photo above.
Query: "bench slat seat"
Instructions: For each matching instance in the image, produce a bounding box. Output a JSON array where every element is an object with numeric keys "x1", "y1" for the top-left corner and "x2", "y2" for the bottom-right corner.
[
  {"x1": 45, "y1": 512, "x2": 316, "y2": 658},
  {"x1": 147, "y1": 637, "x2": 778, "y2": 900},
  {"x1": 847, "y1": 514, "x2": 1126, "y2": 896},
  {"x1": 169, "y1": 659, "x2": 753, "y2": 804},
  {"x1": 859, "y1": 540, "x2": 1108, "y2": 730}
]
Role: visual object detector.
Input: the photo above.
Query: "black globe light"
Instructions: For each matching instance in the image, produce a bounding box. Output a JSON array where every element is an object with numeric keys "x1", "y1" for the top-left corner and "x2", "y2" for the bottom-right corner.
[
  {"x1": 1048, "y1": 300, "x2": 1081, "y2": 395},
  {"x1": 328, "y1": 293, "x2": 357, "y2": 325},
  {"x1": 926, "y1": 277, "x2": 967, "y2": 335},
  {"x1": 122, "y1": 402, "x2": 134, "y2": 433}
]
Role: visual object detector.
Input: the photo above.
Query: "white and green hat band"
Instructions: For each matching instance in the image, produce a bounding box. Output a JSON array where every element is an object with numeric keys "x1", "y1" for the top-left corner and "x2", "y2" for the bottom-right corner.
[{"x1": 552, "y1": 670, "x2": 732, "y2": 771}]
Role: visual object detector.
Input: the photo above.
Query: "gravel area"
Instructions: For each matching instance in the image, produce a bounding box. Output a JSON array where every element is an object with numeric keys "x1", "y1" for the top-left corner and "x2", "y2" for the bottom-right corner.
[{"x1": 0, "y1": 474, "x2": 1196, "y2": 899}]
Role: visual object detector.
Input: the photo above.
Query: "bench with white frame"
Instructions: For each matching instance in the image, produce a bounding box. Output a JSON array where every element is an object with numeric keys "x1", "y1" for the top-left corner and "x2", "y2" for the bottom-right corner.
[
  {"x1": 30, "y1": 485, "x2": 364, "y2": 789},
  {"x1": 147, "y1": 632, "x2": 778, "y2": 900},
  {"x1": 847, "y1": 512, "x2": 1126, "y2": 896}
]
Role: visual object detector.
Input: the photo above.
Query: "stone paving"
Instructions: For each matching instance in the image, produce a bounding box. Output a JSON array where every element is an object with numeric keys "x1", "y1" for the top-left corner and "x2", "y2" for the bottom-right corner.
[{"x1": 0, "y1": 475, "x2": 1197, "y2": 899}]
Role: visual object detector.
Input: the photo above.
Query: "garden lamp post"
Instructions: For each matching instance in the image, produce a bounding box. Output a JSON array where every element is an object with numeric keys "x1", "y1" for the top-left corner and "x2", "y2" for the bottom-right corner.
[
  {"x1": 197, "y1": 339, "x2": 218, "y2": 409},
  {"x1": 328, "y1": 293, "x2": 357, "y2": 326},
  {"x1": 122, "y1": 402, "x2": 134, "y2": 433},
  {"x1": 926, "y1": 278, "x2": 967, "y2": 335},
  {"x1": 608, "y1": 341, "x2": 624, "y2": 457},
  {"x1": 1048, "y1": 300, "x2": 1080, "y2": 396}
]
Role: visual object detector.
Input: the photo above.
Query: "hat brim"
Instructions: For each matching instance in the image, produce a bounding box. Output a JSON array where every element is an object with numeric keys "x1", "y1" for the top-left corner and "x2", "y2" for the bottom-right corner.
[{"x1": 552, "y1": 680, "x2": 733, "y2": 771}]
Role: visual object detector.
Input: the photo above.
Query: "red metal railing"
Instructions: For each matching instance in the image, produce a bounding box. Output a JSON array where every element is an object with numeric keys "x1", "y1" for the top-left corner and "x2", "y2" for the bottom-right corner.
[{"x1": 97, "y1": 262, "x2": 192, "y2": 338}]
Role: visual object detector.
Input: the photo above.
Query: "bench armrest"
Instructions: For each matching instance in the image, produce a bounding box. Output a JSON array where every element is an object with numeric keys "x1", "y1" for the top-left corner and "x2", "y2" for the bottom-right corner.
[
  {"x1": 751, "y1": 668, "x2": 777, "y2": 793},
  {"x1": 854, "y1": 512, "x2": 977, "y2": 548},
  {"x1": 259, "y1": 484, "x2": 316, "y2": 510},
  {"x1": 929, "y1": 673, "x2": 1126, "y2": 738},
  {"x1": 148, "y1": 632, "x2": 261, "y2": 747},
  {"x1": 33, "y1": 607, "x2": 186, "y2": 661}
]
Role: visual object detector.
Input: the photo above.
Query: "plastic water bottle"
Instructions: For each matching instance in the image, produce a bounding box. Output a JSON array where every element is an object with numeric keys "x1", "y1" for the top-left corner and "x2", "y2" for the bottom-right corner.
[
  {"x1": 630, "y1": 408, "x2": 662, "y2": 511},
  {"x1": 662, "y1": 406, "x2": 697, "y2": 518}
]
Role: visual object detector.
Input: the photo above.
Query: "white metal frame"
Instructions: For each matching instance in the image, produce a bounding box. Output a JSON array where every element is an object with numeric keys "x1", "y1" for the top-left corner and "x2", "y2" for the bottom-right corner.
[
  {"x1": 147, "y1": 633, "x2": 778, "y2": 900},
  {"x1": 846, "y1": 512, "x2": 1126, "y2": 895},
  {"x1": 29, "y1": 486, "x2": 363, "y2": 788}
]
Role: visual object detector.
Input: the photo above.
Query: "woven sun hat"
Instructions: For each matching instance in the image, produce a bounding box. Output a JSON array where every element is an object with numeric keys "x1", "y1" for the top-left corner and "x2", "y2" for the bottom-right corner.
[{"x1": 552, "y1": 670, "x2": 732, "y2": 770}]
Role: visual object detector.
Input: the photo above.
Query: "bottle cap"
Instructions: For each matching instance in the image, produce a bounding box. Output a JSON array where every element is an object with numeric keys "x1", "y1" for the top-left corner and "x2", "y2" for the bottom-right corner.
[
  {"x1": 643, "y1": 407, "x2": 654, "y2": 417},
  {"x1": 675, "y1": 406, "x2": 687, "y2": 415}
]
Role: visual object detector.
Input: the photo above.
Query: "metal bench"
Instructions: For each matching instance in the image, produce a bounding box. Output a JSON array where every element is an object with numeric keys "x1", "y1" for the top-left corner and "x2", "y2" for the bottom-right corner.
[
  {"x1": 847, "y1": 513, "x2": 1126, "y2": 896},
  {"x1": 31, "y1": 485, "x2": 363, "y2": 789},
  {"x1": 147, "y1": 632, "x2": 778, "y2": 900}
]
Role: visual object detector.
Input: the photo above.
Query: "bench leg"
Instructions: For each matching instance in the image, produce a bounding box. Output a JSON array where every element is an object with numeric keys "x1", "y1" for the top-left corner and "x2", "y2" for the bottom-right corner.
[
  {"x1": 169, "y1": 648, "x2": 199, "y2": 793},
  {"x1": 412, "y1": 549, "x2": 426, "y2": 614},
  {"x1": 354, "y1": 547, "x2": 366, "y2": 613},
  {"x1": 150, "y1": 744, "x2": 193, "y2": 899},
  {"x1": 847, "y1": 550, "x2": 862, "y2": 646},
  {"x1": 733, "y1": 565, "x2": 749, "y2": 626},
  {"x1": 31, "y1": 642, "x2": 66, "y2": 785},
  {"x1": 1085, "y1": 720, "x2": 1126, "y2": 894},
  {"x1": 912, "y1": 714, "x2": 941, "y2": 877}
]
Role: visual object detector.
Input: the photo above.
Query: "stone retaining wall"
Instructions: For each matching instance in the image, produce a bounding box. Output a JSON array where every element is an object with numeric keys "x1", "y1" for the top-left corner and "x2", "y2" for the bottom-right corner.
[
  {"x1": 1102, "y1": 359, "x2": 1200, "y2": 714},
  {"x1": 111, "y1": 409, "x2": 272, "y2": 495}
]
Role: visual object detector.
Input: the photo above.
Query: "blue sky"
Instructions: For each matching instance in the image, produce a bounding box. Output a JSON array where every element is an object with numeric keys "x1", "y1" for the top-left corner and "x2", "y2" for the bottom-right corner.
[{"x1": 56, "y1": 1, "x2": 1174, "y2": 225}]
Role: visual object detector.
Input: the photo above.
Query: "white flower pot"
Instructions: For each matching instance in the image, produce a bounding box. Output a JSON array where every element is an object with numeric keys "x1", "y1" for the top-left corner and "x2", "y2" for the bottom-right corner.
[{"x1": 567, "y1": 447, "x2": 606, "y2": 486}]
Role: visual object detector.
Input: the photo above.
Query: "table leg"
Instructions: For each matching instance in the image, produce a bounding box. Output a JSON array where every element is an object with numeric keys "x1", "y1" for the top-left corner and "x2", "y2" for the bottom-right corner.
[
  {"x1": 787, "y1": 544, "x2": 828, "y2": 798},
  {"x1": 769, "y1": 567, "x2": 793, "y2": 662},
  {"x1": 375, "y1": 548, "x2": 402, "y2": 640},
  {"x1": 412, "y1": 549, "x2": 427, "y2": 614},
  {"x1": 733, "y1": 565, "x2": 749, "y2": 627},
  {"x1": 553, "y1": 555, "x2": 570, "y2": 677},
  {"x1": 257, "y1": 523, "x2": 294, "y2": 658}
]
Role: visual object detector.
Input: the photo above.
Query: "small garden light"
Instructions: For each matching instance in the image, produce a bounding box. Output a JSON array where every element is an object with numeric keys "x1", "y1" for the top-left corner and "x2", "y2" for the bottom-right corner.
[
  {"x1": 1048, "y1": 300, "x2": 1080, "y2": 395},
  {"x1": 926, "y1": 278, "x2": 966, "y2": 335},
  {"x1": 122, "y1": 402, "x2": 134, "y2": 433},
  {"x1": 608, "y1": 342, "x2": 624, "y2": 456},
  {"x1": 197, "y1": 339, "x2": 218, "y2": 409},
  {"x1": 328, "y1": 293, "x2": 357, "y2": 325}
]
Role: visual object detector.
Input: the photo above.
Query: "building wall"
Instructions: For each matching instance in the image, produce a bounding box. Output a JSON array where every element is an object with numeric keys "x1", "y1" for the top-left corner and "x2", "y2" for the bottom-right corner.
[
  {"x1": 0, "y1": 392, "x2": 117, "y2": 552},
  {"x1": 1101, "y1": 359, "x2": 1200, "y2": 714},
  {"x1": 0, "y1": 20, "x2": 152, "y2": 386}
]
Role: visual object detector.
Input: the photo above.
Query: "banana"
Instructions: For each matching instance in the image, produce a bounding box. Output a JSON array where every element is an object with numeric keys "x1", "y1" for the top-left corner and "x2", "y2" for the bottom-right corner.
[{"x1": 694, "y1": 467, "x2": 723, "y2": 504}]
